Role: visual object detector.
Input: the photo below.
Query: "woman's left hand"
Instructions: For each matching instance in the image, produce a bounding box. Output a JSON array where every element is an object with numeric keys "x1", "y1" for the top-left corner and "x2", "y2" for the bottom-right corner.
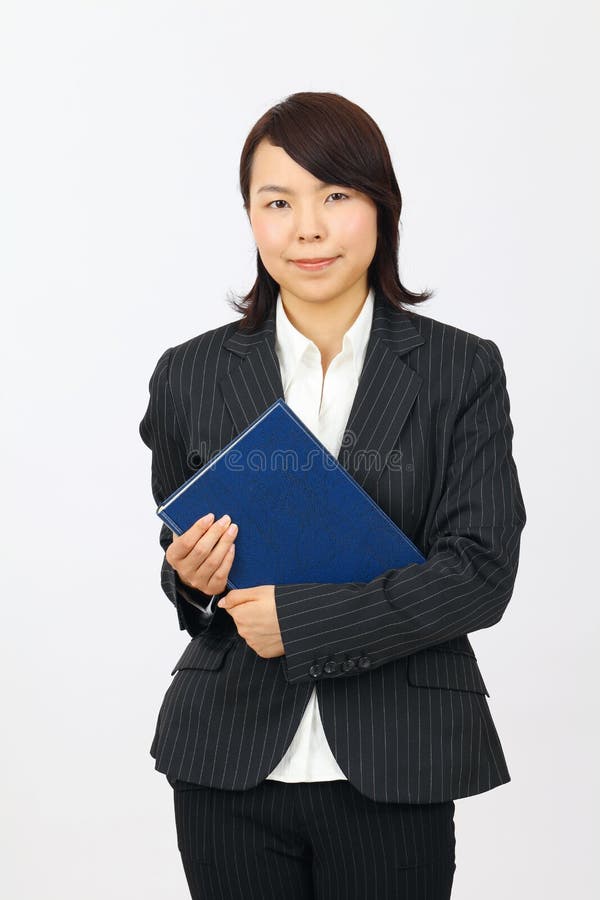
[{"x1": 218, "y1": 585, "x2": 285, "y2": 659}]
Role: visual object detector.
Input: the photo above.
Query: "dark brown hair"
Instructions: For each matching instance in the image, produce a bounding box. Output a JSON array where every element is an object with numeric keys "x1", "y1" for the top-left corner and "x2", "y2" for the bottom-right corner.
[{"x1": 227, "y1": 91, "x2": 434, "y2": 332}]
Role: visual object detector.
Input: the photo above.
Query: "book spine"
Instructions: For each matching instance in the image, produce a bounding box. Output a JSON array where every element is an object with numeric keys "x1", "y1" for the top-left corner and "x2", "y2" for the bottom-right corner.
[{"x1": 158, "y1": 509, "x2": 183, "y2": 536}]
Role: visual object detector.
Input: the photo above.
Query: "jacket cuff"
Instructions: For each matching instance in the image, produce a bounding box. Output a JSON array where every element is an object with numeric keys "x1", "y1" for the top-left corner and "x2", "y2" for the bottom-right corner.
[
  {"x1": 275, "y1": 580, "x2": 390, "y2": 684},
  {"x1": 160, "y1": 554, "x2": 218, "y2": 635}
]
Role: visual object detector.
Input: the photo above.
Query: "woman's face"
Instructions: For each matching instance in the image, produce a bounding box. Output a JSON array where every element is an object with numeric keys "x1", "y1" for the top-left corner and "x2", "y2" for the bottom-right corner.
[{"x1": 247, "y1": 139, "x2": 378, "y2": 307}]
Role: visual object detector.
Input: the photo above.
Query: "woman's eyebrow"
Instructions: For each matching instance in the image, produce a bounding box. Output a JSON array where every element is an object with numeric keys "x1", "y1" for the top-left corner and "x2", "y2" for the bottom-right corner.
[{"x1": 256, "y1": 180, "x2": 334, "y2": 196}]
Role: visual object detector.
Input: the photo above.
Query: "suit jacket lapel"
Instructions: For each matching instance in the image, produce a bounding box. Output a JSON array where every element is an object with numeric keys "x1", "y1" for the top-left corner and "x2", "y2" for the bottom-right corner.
[
  {"x1": 219, "y1": 308, "x2": 282, "y2": 434},
  {"x1": 220, "y1": 287, "x2": 425, "y2": 497}
]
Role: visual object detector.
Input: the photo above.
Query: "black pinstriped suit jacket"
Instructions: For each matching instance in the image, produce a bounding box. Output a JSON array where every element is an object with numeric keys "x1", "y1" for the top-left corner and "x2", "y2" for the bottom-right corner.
[{"x1": 139, "y1": 286, "x2": 526, "y2": 803}]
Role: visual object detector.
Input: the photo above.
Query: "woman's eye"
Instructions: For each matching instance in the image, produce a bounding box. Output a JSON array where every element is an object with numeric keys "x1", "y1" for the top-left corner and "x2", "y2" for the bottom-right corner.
[{"x1": 267, "y1": 192, "x2": 349, "y2": 209}]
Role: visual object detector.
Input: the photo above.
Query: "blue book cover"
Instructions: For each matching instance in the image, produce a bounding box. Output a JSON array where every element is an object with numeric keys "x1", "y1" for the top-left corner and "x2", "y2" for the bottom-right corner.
[{"x1": 157, "y1": 398, "x2": 425, "y2": 589}]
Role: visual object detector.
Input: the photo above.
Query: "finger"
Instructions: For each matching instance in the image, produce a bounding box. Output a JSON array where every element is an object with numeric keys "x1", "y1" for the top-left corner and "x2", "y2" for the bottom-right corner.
[
  {"x1": 174, "y1": 513, "x2": 236, "y2": 563},
  {"x1": 192, "y1": 515, "x2": 237, "y2": 572},
  {"x1": 207, "y1": 544, "x2": 236, "y2": 593},
  {"x1": 170, "y1": 512, "x2": 215, "y2": 560},
  {"x1": 199, "y1": 526, "x2": 237, "y2": 588},
  {"x1": 219, "y1": 588, "x2": 253, "y2": 609}
]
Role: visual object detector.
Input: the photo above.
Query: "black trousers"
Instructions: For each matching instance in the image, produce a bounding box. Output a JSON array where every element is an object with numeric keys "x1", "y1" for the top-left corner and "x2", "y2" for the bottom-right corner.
[{"x1": 170, "y1": 777, "x2": 456, "y2": 900}]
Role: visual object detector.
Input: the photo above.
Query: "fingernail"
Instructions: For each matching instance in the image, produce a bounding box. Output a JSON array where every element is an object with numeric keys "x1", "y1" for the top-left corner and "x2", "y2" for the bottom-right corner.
[
  {"x1": 202, "y1": 513, "x2": 214, "y2": 523},
  {"x1": 227, "y1": 523, "x2": 237, "y2": 535},
  {"x1": 218, "y1": 514, "x2": 231, "y2": 526}
]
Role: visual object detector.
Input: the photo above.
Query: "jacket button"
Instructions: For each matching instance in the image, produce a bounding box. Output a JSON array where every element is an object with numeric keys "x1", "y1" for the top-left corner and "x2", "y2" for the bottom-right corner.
[
  {"x1": 308, "y1": 662, "x2": 322, "y2": 679},
  {"x1": 357, "y1": 656, "x2": 371, "y2": 670},
  {"x1": 323, "y1": 659, "x2": 338, "y2": 674},
  {"x1": 341, "y1": 658, "x2": 356, "y2": 672}
]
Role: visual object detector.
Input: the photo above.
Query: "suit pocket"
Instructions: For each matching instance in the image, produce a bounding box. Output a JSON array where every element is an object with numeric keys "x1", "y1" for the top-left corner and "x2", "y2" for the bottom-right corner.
[
  {"x1": 170, "y1": 634, "x2": 238, "y2": 675},
  {"x1": 407, "y1": 648, "x2": 490, "y2": 697}
]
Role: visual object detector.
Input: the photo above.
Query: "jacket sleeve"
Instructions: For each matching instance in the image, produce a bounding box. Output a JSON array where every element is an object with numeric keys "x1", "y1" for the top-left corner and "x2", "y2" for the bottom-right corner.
[
  {"x1": 274, "y1": 338, "x2": 527, "y2": 684},
  {"x1": 139, "y1": 346, "x2": 224, "y2": 637}
]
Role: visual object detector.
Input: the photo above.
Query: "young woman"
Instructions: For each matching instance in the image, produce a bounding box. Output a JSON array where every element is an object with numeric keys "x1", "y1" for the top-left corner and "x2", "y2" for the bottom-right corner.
[{"x1": 139, "y1": 91, "x2": 526, "y2": 900}]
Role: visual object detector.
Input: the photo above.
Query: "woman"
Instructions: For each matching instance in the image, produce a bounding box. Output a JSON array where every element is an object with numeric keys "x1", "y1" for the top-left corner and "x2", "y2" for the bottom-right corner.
[{"x1": 139, "y1": 92, "x2": 526, "y2": 900}]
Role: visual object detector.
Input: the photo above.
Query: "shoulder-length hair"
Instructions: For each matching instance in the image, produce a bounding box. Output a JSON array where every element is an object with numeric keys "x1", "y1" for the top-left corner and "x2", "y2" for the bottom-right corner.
[{"x1": 228, "y1": 91, "x2": 434, "y2": 332}]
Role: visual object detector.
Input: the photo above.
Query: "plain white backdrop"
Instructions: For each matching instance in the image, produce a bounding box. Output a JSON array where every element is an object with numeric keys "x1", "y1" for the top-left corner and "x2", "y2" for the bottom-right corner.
[{"x1": 2, "y1": 1, "x2": 598, "y2": 897}]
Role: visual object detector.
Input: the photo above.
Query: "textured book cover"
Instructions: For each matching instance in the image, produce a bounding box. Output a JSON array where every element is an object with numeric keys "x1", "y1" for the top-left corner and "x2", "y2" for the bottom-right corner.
[{"x1": 157, "y1": 398, "x2": 425, "y2": 589}]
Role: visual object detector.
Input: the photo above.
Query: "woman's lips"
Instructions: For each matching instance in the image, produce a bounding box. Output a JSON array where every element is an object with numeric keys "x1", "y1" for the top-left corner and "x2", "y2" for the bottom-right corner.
[{"x1": 291, "y1": 256, "x2": 338, "y2": 271}]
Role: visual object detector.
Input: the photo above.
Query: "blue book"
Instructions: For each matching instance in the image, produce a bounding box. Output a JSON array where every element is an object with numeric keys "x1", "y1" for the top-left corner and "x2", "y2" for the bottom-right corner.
[{"x1": 156, "y1": 398, "x2": 425, "y2": 589}]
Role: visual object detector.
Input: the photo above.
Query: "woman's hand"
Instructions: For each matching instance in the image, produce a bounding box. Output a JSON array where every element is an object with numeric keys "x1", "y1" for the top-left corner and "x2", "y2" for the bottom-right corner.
[
  {"x1": 166, "y1": 512, "x2": 237, "y2": 596},
  {"x1": 217, "y1": 586, "x2": 284, "y2": 658}
]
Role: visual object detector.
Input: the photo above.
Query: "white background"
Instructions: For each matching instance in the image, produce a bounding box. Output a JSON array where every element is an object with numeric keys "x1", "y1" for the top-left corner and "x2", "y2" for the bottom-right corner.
[{"x1": 1, "y1": 1, "x2": 598, "y2": 897}]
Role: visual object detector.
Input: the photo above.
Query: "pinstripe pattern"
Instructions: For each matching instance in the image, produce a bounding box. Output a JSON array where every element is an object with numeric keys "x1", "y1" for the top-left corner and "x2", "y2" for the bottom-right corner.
[
  {"x1": 139, "y1": 285, "x2": 526, "y2": 803},
  {"x1": 170, "y1": 778, "x2": 455, "y2": 899}
]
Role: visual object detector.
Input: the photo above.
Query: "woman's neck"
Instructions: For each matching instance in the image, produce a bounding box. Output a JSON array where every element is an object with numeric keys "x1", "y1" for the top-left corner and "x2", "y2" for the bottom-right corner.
[{"x1": 279, "y1": 282, "x2": 369, "y2": 364}]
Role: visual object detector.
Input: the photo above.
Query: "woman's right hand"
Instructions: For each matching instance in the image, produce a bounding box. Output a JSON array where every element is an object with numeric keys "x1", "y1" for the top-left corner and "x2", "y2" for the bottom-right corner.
[{"x1": 165, "y1": 512, "x2": 238, "y2": 596}]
